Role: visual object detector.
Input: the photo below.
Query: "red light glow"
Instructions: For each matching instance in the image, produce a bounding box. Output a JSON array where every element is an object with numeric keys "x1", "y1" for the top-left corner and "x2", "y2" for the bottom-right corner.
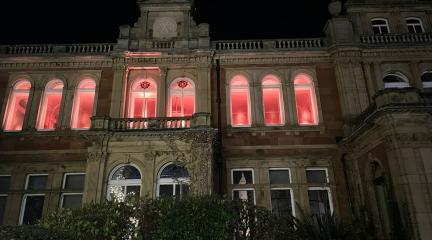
[
  {"x1": 230, "y1": 75, "x2": 250, "y2": 126},
  {"x1": 129, "y1": 79, "x2": 157, "y2": 118},
  {"x1": 294, "y1": 74, "x2": 318, "y2": 125},
  {"x1": 169, "y1": 78, "x2": 195, "y2": 117},
  {"x1": 36, "y1": 80, "x2": 64, "y2": 130},
  {"x1": 71, "y1": 79, "x2": 96, "y2": 129},
  {"x1": 3, "y1": 80, "x2": 31, "y2": 131},
  {"x1": 262, "y1": 76, "x2": 283, "y2": 125}
]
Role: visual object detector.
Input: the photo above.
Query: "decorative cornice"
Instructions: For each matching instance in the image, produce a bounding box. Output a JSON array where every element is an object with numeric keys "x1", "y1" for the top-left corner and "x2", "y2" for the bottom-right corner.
[{"x1": 0, "y1": 59, "x2": 113, "y2": 70}]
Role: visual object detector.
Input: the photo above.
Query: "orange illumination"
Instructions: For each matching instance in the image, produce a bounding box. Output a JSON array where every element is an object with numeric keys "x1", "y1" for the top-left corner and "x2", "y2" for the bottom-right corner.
[
  {"x1": 230, "y1": 75, "x2": 250, "y2": 127},
  {"x1": 262, "y1": 76, "x2": 283, "y2": 125},
  {"x1": 125, "y1": 52, "x2": 162, "y2": 57},
  {"x1": 71, "y1": 79, "x2": 96, "y2": 129},
  {"x1": 3, "y1": 80, "x2": 31, "y2": 131},
  {"x1": 294, "y1": 74, "x2": 318, "y2": 125},
  {"x1": 36, "y1": 80, "x2": 64, "y2": 130},
  {"x1": 169, "y1": 78, "x2": 195, "y2": 117},
  {"x1": 128, "y1": 78, "x2": 157, "y2": 118}
]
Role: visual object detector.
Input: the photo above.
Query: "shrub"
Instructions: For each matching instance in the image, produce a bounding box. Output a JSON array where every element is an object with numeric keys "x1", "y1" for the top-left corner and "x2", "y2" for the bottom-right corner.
[{"x1": 0, "y1": 225, "x2": 77, "y2": 240}]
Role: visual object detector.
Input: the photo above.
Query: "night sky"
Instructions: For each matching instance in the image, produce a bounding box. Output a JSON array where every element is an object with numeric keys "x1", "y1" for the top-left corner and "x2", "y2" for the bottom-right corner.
[{"x1": 0, "y1": 0, "x2": 331, "y2": 44}]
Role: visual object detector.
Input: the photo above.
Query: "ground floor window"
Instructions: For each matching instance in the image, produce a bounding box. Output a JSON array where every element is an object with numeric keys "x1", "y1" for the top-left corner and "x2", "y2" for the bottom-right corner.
[
  {"x1": 0, "y1": 175, "x2": 11, "y2": 225},
  {"x1": 19, "y1": 174, "x2": 47, "y2": 225},
  {"x1": 157, "y1": 163, "x2": 190, "y2": 199},
  {"x1": 60, "y1": 173, "x2": 85, "y2": 209},
  {"x1": 271, "y1": 189, "x2": 294, "y2": 217},
  {"x1": 308, "y1": 188, "x2": 332, "y2": 215},
  {"x1": 107, "y1": 165, "x2": 141, "y2": 202},
  {"x1": 233, "y1": 189, "x2": 256, "y2": 204}
]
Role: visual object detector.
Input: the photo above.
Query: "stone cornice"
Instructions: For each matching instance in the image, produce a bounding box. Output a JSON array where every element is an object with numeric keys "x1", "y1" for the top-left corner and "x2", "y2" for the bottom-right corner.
[
  {"x1": 215, "y1": 51, "x2": 331, "y2": 65},
  {"x1": 0, "y1": 56, "x2": 113, "y2": 70}
]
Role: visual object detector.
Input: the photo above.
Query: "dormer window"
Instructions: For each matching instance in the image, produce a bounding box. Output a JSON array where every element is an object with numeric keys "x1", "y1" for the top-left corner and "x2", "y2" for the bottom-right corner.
[
  {"x1": 371, "y1": 18, "x2": 390, "y2": 34},
  {"x1": 406, "y1": 18, "x2": 424, "y2": 34}
]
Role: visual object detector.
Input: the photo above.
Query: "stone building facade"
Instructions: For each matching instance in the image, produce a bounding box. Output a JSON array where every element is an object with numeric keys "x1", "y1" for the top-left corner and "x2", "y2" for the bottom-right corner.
[{"x1": 0, "y1": 0, "x2": 431, "y2": 239}]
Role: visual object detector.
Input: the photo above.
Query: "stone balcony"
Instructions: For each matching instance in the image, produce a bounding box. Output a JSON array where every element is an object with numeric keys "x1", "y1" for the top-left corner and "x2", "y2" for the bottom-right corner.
[
  {"x1": 90, "y1": 113, "x2": 212, "y2": 132},
  {"x1": 360, "y1": 33, "x2": 432, "y2": 45},
  {"x1": 0, "y1": 43, "x2": 114, "y2": 56},
  {"x1": 212, "y1": 38, "x2": 325, "y2": 51}
]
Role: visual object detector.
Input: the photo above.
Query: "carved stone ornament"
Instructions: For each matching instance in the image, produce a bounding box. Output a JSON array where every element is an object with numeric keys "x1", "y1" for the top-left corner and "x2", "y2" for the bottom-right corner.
[{"x1": 153, "y1": 17, "x2": 177, "y2": 39}]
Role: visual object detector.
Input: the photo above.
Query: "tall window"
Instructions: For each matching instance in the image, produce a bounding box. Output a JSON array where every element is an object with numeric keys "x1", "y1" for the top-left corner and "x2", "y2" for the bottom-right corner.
[
  {"x1": 231, "y1": 169, "x2": 255, "y2": 204},
  {"x1": 269, "y1": 169, "x2": 294, "y2": 218},
  {"x1": 20, "y1": 174, "x2": 48, "y2": 225},
  {"x1": 169, "y1": 78, "x2": 195, "y2": 117},
  {"x1": 3, "y1": 80, "x2": 31, "y2": 131},
  {"x1": 306, "y1": 168, "x2": 333, "y2": 215},
  {"x1": 230, "y1": 75, "x2": 251, "y2": 127},
  {"x1": 421, "y1": 72, "x2": 432, "y2": 89},
  {"x1": 71, "y1": 79, "x2": 96, "y2": 129},
  {"x1": 107, "y1": 165, "x2": 141, "y2": 202},
  {"x1": 406, "y1": 17, "x2": 424, "y2": 34},
  {"x1": 60, "y1": 173, "x2": 85, "y2": 209},
  {"x1": 383, "y1": 72, "x2": 410, "y2": 89},
  {"x1": 36, "y1": 80, "x2": 64, "y2": 130},
  {"x1": 128, "y1": 78, "x2": 157, "y2": 118},
  {"x1": 0, "y1": 175, "x2": 11, "y2": 225},
  {"x1": 262, "y1": 75, "x2": 284, "y2": 125},
  {"x1": 157, "y1": 163, "x2": 190, "y2": 198},
  {"x1": 294, "y1": 74, "x2": 319, "y2": 125},
  {"x1": 371, "y1": 18, "x2": 390, "y2": 34}
]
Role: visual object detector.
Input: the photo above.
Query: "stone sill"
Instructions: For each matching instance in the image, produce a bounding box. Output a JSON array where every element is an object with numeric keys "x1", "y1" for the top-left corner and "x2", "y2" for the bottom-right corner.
[{"x1": 225, "y1": 124, "x2": 325, "y2": 137}]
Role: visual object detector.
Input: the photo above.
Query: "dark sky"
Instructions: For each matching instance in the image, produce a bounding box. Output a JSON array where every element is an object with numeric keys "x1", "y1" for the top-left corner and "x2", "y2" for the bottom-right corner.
[{"x1": 0, "y1": 0, "x2": 331, "y2": 44}]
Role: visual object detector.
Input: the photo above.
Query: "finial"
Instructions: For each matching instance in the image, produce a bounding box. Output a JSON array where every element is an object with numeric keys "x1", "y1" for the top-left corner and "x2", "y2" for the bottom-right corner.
[{"x1": 328, "y1": 0, "x2": 342, "y2": 17}]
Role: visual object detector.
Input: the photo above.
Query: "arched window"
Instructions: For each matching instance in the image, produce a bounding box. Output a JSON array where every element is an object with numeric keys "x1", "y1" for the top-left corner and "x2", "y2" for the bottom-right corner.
[
  {"x1": 383, "y1": 72, "x2": 410, "y2": 89},
  {"x1": 294, "y1": 74, "x2": 319, "y2": 125},
  {"x1": 169, "y1": 78, "x2": 195, "y2": 117},
  {"x1": 71, "y1": 79, "x2": 96, "y2": 129},
  {"x1": 157, "y1": 163, "x2": 190, "y2": 198},
  {"x1": 230, "y1": 75, "x2": 251, "y2": 127},
  {"x1": 107, "y1": 165, "x2": 141, "y2": 202},
  {"x1": 128, "y1": 78, "x2": 157, "y2": 118},
  {"x1": 36, "y1": 80, "x2": 64, "y2": 130},
  {"x1": 262, "y1": 75, "x2": 284, "y2": 125},
  {"x1": 3, "y1": 80, "x2": 31, "y2": 131},
  {"x1": 371, "y1": 18, "x2": 390, "y2": 34},
  {"x1": 421, "y1": 72, "x2": 432, "y2": 89},
  {"x1": 406, "y1": 17, "x2": 424, "y2": 34}
]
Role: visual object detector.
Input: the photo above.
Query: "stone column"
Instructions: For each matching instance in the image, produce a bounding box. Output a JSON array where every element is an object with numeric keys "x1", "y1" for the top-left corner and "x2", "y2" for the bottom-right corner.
[
  {"x1": 109, "y1": 58, "x2": 126, "y2": 118},
  {"x1": 409, "y1": 62, "x2": 422, "y2": 89},
  {"x1": 60, "y1": 80, "x2": 75, "y2": 130},
  {"x1": 25, "y1": 81, "x2": 43, "y2": 130},
  {"x1": 83, "y1": 150, "x2": 108, "y2": 203},
  {"x1": 196, "y1": 66, "x2": 211, "y2": 113},
  {"x1": 157, "y1": 67, "x2": 167, "y2": 117}
]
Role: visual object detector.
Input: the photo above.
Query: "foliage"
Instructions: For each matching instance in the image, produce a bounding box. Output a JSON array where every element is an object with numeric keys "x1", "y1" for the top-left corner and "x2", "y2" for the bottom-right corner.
[{"x1": 0, "y1": 225, "x2": 77, "y2": 240}]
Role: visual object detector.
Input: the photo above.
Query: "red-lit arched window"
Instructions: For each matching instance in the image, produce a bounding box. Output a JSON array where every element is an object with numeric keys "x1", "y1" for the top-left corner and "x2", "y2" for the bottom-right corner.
[
  {"x1": 294, "y1": 74, "x2": 319, "y2": 125},
  {"x1": 36, "y1": 80, "x2": 64, "y2": 130},
  {"x1": 128, "y1": 78, "x2": 157, "y2": 118},
  {"x1": 230, "y1": 75, "x2": 251, "y2": 127},
  {"x1": 71, "y1": 79, "x2": 96, "y2": 129},
  {"x1": 169, "y1": 78, "x2": 195, "y2": 117},
  {"x1": 262, "y1": 75, "x2": 284, "y2": 125},
  {"x1": 2, "y1": 80, "x2": 31, "y2": 131}
]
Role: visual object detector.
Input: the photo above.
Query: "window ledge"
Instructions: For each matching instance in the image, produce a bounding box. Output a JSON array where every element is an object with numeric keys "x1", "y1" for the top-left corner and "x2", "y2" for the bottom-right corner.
[{"x1": 226, "y1": 124, "x2": 325, "y2": 136}]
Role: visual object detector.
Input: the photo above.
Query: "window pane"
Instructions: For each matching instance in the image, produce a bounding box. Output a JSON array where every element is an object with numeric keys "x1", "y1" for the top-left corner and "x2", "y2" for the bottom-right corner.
[
  {"x1": 109, "y1": 185, "x2": 125, "y2": 201},
  {"x1": 231, "y1": 90, "x2": 250, "y2": 126},
  {"x1": 0, "y1": 196, "x2": 7, "y2": 225},
  {"x1": 170, "y1": 95, "x2": 183, "y2": 117},
  {"x1": 62, "y1": 195, "x2": 82, "y2": 209},
  {"x1": 175, "y1": 184, "x2": 189, "y2": 197},
  {"x1": 269, "y1": 170, "x2": 290, "y2": 184},
  {"x1": 0, "y1": 176, "x2": 11, "y2": 193},
  {"x1": 22, "y1": 195, "x2": 45, "y2": 225},
  {"x1": 232, "y1": 170, "x2": 253, "y2": 184},
  {"x1": 160, "y1": 164, "x2": 189, "y2": 179},
  {"x1": 271, "y1": 190, "x2": 293, "y2": 217},
  {"x1": 64, "y1": 174, "x2": 85, "y2": 190},
  {"x1": 125, "y1": 185, "x2": 140, "y2": 201},
  {"x1": 263, "y1": 88, "x2": 282, "y2": 125},
  {"x1": 183, "y1": 94, "x2": 194, "y2": 116},
  {"x1": 71, "y1": 91, "x2": 95, "y2": 129},
  {"x1": 159, "y1": 185, "x2": 174, "y2": 197},
  {"x1": 111, "y1": 166, "x2": 141, "y2": 180},
  {"x1": 308, "y1": 190, "x2": 330, "y2": 215},
  {"x1": 306, "y1": 170, "x2": 327, "y2": 184},
  {"x1": 27, "y1": 175, "x2": 47, "y2": 191},
  {"x1": 4, "y1": 91, "x2": 30, "y2": 131},
  {"x1": 233, "y1": 190, "x2": 254, "y2": 203},
  {"x1": 295, "y1": 87, "x2": 318, "y2": 125}
]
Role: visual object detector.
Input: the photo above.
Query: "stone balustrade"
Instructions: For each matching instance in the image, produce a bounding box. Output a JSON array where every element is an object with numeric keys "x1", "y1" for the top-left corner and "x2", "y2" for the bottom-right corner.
[
  {"x1": 212, "y1": 38, "x2": 324, "y2": 51},
  {"x1": 91, "y1": 113, "x2": 211, "y2": 132},
  {"x1": 0, "y1": 43, "x2": 114, "y2": 55},
  {"x1": 360, "y1": 33, "x2": 432, "y2": 45}
]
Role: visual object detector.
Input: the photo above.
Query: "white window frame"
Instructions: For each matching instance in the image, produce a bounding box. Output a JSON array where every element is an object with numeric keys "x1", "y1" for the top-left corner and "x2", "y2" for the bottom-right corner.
[
  {"x1": 36, "y1": 80, "x2": 64, "y2": 131},
  {"x1": 383, "y1": 73, "x2": 410, "y2": 89},
  {"x1": 19, "y1": 193, "x2": 45, "y2": 225},
  {"x1": 107, "y1": 164, "x2": 142, "y2": 201},
  {"x1": 232, "y1": 188, "x2": 256, "y2": 205},
  {"x1": 262, "y1": 76, "x2": 285, "y2": 126},
  {"x1": 168, "y1": 78, "x2": 196, "y2": 117},
  {"x1": 70, "y1": 79, "x2": 97, "y2": 130},
  {"x1": 156, "y1": 162, "x2": 190, "y2": 198},
  {"x1": 229, "y1": 76, "x2": 252, "y2": 128},
  {"x1": 406, "y1": 17, "x2": 424, "y2": 34},
  {"x1": 127, "y1": 78, "x2": 157, "y2": 119},
  {"x1": 307, "y1": 186, "x2": 334, "y2": 214},
  {"x1": 268, "y1": 168, "x2": 292, "y2": 184},
  {"x1": 421, "y1": 71, "x2": 432, "y2": 89},
  {"x1": 305, "y1": 167, "x2": 329, "y2": 184},
  {"x1": 231, "y1": 168, "x2": 255, "y2": 185},
  {"x1": 60, "y1": 173, "x2": 85, "y2": 208},
  {"x1": 270, "y1": 187, "x2": 296, "y2": 217},
  {"x1": 371, "y1": 18, "x2": 390, "y2": 34},
  {"x1": 24, "y1": 174, "x2": 48, "y2": 190}
]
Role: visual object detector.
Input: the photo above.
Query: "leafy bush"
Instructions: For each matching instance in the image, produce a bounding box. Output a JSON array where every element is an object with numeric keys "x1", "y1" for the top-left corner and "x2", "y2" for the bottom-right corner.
[{"x1": 0, "y1": 225, "x2": 77, "y2": 240}]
